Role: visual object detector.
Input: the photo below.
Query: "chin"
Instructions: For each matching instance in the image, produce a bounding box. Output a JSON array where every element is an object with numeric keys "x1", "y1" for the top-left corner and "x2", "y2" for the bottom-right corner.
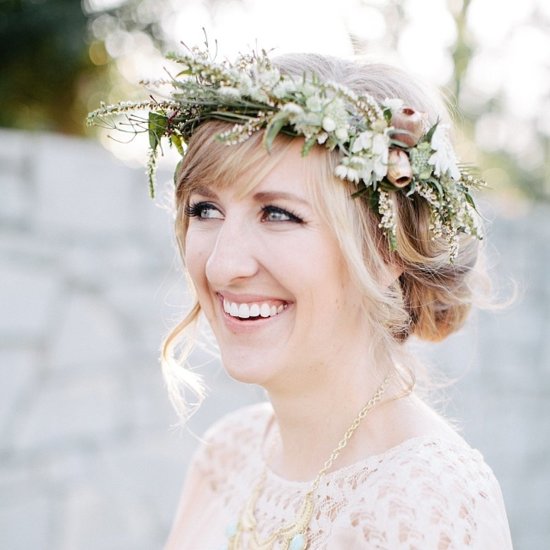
[{"x1": 220, "y1": 350, "x2": 281, "y2": 387}]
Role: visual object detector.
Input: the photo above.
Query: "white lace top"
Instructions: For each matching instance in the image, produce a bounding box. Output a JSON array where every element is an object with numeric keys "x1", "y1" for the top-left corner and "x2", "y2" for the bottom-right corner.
[{"x1": 171, "y1": 403, "x2": 513, "y2": 549}]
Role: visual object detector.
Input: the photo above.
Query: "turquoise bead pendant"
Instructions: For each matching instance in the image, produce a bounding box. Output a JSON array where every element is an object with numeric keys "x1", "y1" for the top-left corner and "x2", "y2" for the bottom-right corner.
[{"x1": 289, "y1": 533, "x2": 306, "y2": 550}]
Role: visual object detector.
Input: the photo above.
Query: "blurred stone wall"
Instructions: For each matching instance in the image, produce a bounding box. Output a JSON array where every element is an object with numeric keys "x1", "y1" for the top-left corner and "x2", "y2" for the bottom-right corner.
[{"x1": 0, "y1": 129, "x2": 548, "y2": 550}]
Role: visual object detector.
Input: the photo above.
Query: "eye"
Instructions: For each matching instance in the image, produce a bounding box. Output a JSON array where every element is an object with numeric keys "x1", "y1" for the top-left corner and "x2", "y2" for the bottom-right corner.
[
  {"x1": 261, "y1": 205, "x2": 304, "y2": 224},
  {"x1": 185, "y1": 201, "x2": 223, "y2": 220}
]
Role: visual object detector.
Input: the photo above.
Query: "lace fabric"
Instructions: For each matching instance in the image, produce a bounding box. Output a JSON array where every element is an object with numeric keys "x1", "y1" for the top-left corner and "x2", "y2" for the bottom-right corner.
[{"x1": 176, "y1": 403, "x2": 513, "y2": 549}]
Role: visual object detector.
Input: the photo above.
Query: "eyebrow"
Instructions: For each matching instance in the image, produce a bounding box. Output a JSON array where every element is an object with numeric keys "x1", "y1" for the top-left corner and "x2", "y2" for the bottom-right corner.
[
  {"x1": 191, "y1": 186, "x2": 311, "y2": 207},
  {"x1": 252, "y1": 191, "x2": 311, "y2": 207},
  {"x1": 191, "y1": 185, "x2": 218, "y2": 198}
]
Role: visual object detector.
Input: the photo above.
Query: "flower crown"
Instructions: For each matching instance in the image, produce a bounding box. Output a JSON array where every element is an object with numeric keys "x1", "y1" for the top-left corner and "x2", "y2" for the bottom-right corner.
[{"x1": 88, "y1": 45, "x2": 484, "y2": 261}]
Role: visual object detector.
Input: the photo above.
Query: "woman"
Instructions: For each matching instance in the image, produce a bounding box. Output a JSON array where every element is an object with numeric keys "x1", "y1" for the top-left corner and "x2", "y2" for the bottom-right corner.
[{"x1": 90, "y1": 48, "x2": 513, "y2": 549}]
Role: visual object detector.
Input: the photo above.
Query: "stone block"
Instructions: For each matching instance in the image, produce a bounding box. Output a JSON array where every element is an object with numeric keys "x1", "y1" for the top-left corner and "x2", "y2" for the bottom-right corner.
[
  {"x1": 60, "y1": 483, "x2": 158, "y2": 550},
  {"x1": 47, "y1": 292, "x2": 128, "y2": 370},
  {"x1": 93, "y1": 433, "x2": 187, "y2": 526},
  {"x1": 33, "y1": 133, "x2": 141, "y2": 237},
  {"x1": 0, "y1": 350, "x2": 35, "y2": 442},
  {"x1": 0, "y1": 262, "x2": 58, "y2": 340},
  {"x1": 0, "y1": 169, "x2": 31, "y2": 226},
  {"x1": 59, "y1": 241, "x2": 149, "y2": 292},
  {"x1": 15, "y1": 371, "x2": 121, "y2": 452},
  {"x1": 0, "y1": 492, "x2": 53, "y2": 550},
  {"x1": 126, "y1": 365, "x2": 177, "y2": 431},
  {"x1": 36, "y1": 451, "x2": 93, "y2": 492},
  {"x1": 0, "y1": 461, "x2": 33, "y2": 501}
]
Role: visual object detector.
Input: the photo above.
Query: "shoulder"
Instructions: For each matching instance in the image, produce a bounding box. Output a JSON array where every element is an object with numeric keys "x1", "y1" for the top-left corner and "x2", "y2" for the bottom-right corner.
[
  {"x1": 191, "y1": 401, "x2": 272, "y2": 490},
  {"x1": 338, "y1": 437, "x2": 512, "y2": 549},
  {"x1": 200, "y1": 401, "x2": 272, "y2": 454},
  {"x1": 164, "y1": 402, "x2": 272, "y2": 548}
]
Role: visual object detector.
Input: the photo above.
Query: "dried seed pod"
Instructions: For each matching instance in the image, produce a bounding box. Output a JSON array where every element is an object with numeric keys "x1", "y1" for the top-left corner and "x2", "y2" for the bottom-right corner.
[
  {"x1": 391, "y1": 106, "x2": 427, "y2": 147},
  {"x1": 387, "y1": 148, "x2": 413, "y2": 188}
]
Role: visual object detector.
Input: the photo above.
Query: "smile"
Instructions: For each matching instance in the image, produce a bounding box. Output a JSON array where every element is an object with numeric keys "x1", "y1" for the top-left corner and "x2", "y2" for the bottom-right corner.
[{"x1": 222, "y1": 298, "x2": 288, "y2": 320}]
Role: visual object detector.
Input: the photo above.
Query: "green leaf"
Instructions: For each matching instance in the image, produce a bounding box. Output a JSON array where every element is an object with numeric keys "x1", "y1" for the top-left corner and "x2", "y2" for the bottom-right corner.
[
  {"x1": 406, "y1": 180, "x2": 417, "y2": 197},
  {"x1": 388, "y1": 233, "x2": 398, "y2": 252},
  {"x1": 301, "y1": 135, "x2": 318, "y2": 157},
  {"x1": 263, "y1": 112, "x2": 289, "y2": 151},
  {"x1": 425, "y1": 120, "x2": 439, "y2": 142},
  {"x1": 464, "y1": 192, "x2": 480, "y2": 213},
  {"x1": 427, "y1": 177, "x2": 443, "y2": 196},
  {"x1": 170, "y1": 133, "x2": 184, "y2": 155},
  {"x1": 148, "y1": 112, "x2": 168, "y2": 151}
]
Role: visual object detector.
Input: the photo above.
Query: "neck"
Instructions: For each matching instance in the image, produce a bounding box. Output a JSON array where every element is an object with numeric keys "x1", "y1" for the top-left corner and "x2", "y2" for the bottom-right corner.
[{"x1": 264, "y1": 355, "x2": 401, "y2": 481}]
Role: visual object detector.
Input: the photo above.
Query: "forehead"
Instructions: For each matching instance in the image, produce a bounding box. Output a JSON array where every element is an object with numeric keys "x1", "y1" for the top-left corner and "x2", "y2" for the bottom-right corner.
[{"x1": 188, "y1": 135, "x2": 317, "y2": 202}]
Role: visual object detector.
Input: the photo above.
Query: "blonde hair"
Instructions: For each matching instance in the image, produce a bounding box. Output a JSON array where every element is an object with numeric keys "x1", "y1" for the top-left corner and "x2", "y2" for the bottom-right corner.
[{"x1": 161, "y1": 54, "x2": 490, "y2": 421}]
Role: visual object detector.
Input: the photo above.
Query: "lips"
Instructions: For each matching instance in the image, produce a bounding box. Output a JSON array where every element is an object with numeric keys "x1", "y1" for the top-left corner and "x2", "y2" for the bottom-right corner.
[{"x1": 218, "y1": 293, "x2": 289, "y2": 320}]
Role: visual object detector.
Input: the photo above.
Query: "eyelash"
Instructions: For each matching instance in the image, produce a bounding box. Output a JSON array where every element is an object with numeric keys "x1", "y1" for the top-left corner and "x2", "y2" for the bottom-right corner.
[
  {"x1": 261, "y1": 205, "x2": 304, "y2": 224},
  {"x1": 184, "y1": 201, "x2": 217, "y2": 219},
  {"x1": 185, "y1": 201, "x2": 304, "y2": 224}
]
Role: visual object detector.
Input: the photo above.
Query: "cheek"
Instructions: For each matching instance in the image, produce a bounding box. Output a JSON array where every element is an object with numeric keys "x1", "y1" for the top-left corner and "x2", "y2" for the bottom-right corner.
[{"x1": 184, "y1": 233, "x2": 209, "y2": 290}]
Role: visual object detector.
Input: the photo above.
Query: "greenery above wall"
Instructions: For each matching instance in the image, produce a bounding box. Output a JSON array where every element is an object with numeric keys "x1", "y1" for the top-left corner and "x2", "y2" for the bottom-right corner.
[{"x1": 0, "y1": 0, "x2": 547, "y2": 201}]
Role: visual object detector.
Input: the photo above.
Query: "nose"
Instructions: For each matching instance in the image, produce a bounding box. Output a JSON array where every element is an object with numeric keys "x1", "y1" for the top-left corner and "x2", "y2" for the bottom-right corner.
[{"x1": 205, "y1": 215, "x2": 260, "y2": 287}]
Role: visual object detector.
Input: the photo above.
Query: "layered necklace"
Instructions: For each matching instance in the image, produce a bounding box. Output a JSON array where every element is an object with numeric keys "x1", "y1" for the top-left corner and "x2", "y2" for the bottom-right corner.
[{"x1": 226, "y1": 375, "x2": 393, "y2": 550}]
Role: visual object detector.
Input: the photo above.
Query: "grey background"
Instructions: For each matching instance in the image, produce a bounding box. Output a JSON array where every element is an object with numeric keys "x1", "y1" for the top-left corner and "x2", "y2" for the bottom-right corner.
[{"x1": 1, "y1": 129, "x2": 548, "y2": 549}]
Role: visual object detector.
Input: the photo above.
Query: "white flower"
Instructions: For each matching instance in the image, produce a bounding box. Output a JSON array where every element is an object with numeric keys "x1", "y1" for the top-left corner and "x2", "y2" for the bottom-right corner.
[
  {"x1": 382, "y1": 98, "x2": 404, "y2": 113},
  {"x1": 306, "y1": 95, "x2": 323, "y2": 112},
  {"x1": 372, "y1": 133, "x2": 389, "y2": 155},
  {"x1": 282, "y1": 103, "x2": 304, "y2": 116},
  {"x1": 317, "y1": 132, "x2": 328, "y2": 144},
  {"x1": 335, "y1": 127, "x2": 348, "y2": 141},
  {"x1": 218, "y1": 86, "x2": 241, "y2": 99},
  {"x1": 322, "y1": 116, "x2": 336, "y2": 132},
  {"x1": 324, "y1": 97, "x2": 349, "y2": 127},
  {"x1": 335, "y1": 164, "x2": 348, "y2": 179},
  {"x1": 428, "y1": 124, "x2": 460, "y2": 180},
  {"x1": 248, "y1": 86, "x2": 270, "y2": 103},
  {"x1": 350, "y1": 130, "x2": 389, "y2": 181},
  {"x1": 236, "y1": 73, "x2": 253, "y2": 92},
  {"x1": 257, "y1": 68, "x2": 281, "y2": 88},
  {"x1": 272, "y1": 79, "x2": 297, "y2": 98},
  {"x1": 335, "y1": 164, "x2": 360, "y2": 182},
  {"x1": 300, "y1": 82, "x2": 317, "y2": 96},
  {"x1": 358, "y1": 157, "x2": 374, "y2": 181},
  {"x1": 351, "y1": 130, "x2": 374, "y2": 153},
  {"x1": 335, "y1": 160, "x2": 361, "y2": 182},
  {"x1": 371, "y1": 133, "x2": 389, "y2": 179}
]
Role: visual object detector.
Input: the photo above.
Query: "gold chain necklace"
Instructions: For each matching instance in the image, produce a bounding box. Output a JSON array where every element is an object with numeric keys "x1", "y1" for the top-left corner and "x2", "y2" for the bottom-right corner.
[{"x1": 226, "y1": 375, "x2": 393, "y2": 550}]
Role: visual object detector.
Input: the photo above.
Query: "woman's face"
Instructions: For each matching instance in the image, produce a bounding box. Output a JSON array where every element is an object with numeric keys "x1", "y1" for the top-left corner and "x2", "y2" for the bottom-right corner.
[{"x1": 184, "y1": 141, "x2": 367, "y2": 391}]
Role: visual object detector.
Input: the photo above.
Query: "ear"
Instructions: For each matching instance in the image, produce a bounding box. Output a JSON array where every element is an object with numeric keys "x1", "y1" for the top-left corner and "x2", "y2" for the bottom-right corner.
[{"x1": 381, "y1": 262, "x2": 403, "y2": 288}]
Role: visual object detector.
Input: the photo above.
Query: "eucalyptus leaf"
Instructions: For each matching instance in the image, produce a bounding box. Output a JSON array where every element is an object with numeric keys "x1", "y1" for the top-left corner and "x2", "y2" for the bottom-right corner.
[
  {"x1": 428, "y1": 177, "x2": 444, "y2": 196},
  {"x1": 263, "y1": 112, "x2": 290, "y2": 151},
  {"x1": 170, "y1": 133, "x2": 184, "y2": 155},
  {"x1": 464, "y1": 192, "x2": 480, "y2": 213},
  {"x1": 406, "y1": 181, "x2": 417, "y2": 196},
  {"x1": 301, "y1": 135, "x2": 318, "y2": 157},
  {"x1": 425, "y1": 120, "x2": 439, "y2": 142},
  {"x1": 148, "y1": 112, "x2": 168, "y2": 151}
]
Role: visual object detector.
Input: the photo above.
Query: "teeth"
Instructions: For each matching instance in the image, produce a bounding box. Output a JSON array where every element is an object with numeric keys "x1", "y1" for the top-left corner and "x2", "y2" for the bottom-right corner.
[
  {"x1": 223, "y1": 298, "x2": 287, "y2": 320},
  {"x1": 238, "y1": 303, "x2": 250, "y2": 318}
]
